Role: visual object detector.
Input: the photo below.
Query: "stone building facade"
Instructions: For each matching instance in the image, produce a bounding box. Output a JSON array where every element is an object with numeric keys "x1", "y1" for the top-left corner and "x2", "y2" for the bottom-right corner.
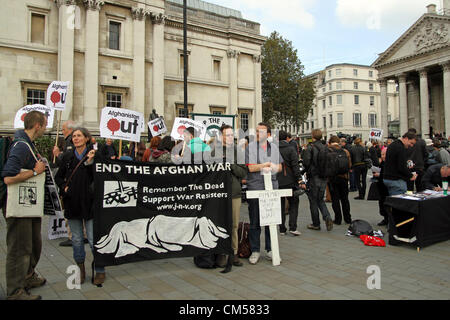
[
  {"x1": 373, "y1": 3, "x2": 450, "y2": 139},
  {"x1": 300, "y1": 63, "x2": 399, "y2": 144},
  {"x1": 0, "y1": 0, "x2": 265, "y2": 134}
]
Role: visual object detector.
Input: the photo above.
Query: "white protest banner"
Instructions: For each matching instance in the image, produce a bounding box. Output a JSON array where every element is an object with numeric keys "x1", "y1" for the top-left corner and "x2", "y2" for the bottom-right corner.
[
  {"x1": 100, "y1": 107, "x2": 145, "y2": 142},
  {"x1": 46, "y1": 81, "x2": 70, "y2": 111},
  {"x1": 170, "y1": 117, "x2": 207, "y2": 141},
  {"x1": 192, "y1": 114, "x2": 234, "y2": 140},
  {"x1": 48, "y1": 210, "x2": 68, "y2": 240},
  {"x1": 369, "y1": 128, "x2": 383, "y2": 141},
  {"x1": 148, "y1": 117, "x2": 167, "y2": 137},
  {"x1": 14, "y1": 104, "x2": 55, "y2": 129},
  {"x1": 246, "y1": 173, "x2": 292, "y2": 266}
]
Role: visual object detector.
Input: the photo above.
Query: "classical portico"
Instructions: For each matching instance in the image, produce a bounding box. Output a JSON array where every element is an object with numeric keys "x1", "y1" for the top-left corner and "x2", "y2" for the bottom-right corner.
[{"x1": 373, "y1": 4, "x2": 450, "y2": 138}]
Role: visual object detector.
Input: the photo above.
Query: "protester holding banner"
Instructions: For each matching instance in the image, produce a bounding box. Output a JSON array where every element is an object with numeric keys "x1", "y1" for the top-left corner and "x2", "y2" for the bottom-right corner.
[
  {"x1": 99, "y1": 138, "x2": 118, "y2": 160},
  {"x1": 245, "y1": 122, "x2": 283, "y2": 265},
  {"x1": 212, "y1": 125, "x2": 247, "y2": 267},
  {"x1": 52, "y1": 120, "x2": 76, "y2": 167},
  {"x1": 148, "y1": 136, "x2": 175, "y2": 163},
  {"x1": 2, "y1": 111, "x2": 48, "y2": 300},
  {"x1": 55, "y1": 127, "x2": 106, "y2": 285}
]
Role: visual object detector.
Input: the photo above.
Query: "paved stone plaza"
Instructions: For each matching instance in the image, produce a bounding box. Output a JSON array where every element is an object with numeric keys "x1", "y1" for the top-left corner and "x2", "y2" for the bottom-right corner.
[{"x1": 1, "y1": 191, "x2": 449, "y2": 300}]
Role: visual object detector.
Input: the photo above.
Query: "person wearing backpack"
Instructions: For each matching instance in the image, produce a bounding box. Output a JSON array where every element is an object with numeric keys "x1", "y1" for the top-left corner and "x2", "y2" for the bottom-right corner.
[
  {"x1": 327, "y1": 136, "x2": 352, "y2": 225},
  {"x1": 302, "y1": 129, "x2": 333, "y2": 231},
  {"x1": 1, "y1": 111, "x2": 48, "y2": 300},
  {"x1": 350, "y1": 138, "x2": 369, "y2": 200},
  {"x1": 277, "y1": 130, "x2": 303, "y2": 236}
]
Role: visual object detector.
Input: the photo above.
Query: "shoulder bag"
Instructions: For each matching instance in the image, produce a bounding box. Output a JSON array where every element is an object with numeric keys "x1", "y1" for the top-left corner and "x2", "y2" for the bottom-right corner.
[{"x1": 6, "y1": 141, "x2": 45, "y2": 218}]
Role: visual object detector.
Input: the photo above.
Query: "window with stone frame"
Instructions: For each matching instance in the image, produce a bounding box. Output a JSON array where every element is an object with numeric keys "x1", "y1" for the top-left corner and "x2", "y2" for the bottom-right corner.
[
  {"x1": 337, "y1": 113, "x2": 343, "y2": 128},
  {"x1": 209, "y1": 106, "x2": 226, "y2": 115},
  {"x1": 176, "y1": 104, "x2": 194, "y2": 118},
  {"x1": 369, "y1": 83, "x2": 374, "y2": 91},
  {"x1": 370, "y1": 96, "x2": 375, "y2": 106},
  {"x1": 27, "y1": 89, "x2": 46, "y2": 105},
  {"x1": 329, "y1": 114, "x2": 333, "y2": 128},
  {"x1": 238, "y1": 110, "x2": 251, "y2": 132},
  {"x1": 323, "y1": 116, "x2": 326, "y2": 128},
  {"x1": 353, "y1": 112, "x2": 362, "y2": 127},
  {"x1": 109, "y1": 21, "x2": 121, "y2": 50},
  {"x1": 368, "y1": 113, "x2": 377, "y2": 127},
  {"x1": 354, "y1": 95, "x2": 359, "y2": 105},
  {"x1": 337, "y1": 95, "x2": 342, "y2": 105},
  {"x1": 106, "y1": 92, "x2": 122, "y2": 108},
  {"x1": 353, "y1": 82, "x2": 358, "y2": 90}
]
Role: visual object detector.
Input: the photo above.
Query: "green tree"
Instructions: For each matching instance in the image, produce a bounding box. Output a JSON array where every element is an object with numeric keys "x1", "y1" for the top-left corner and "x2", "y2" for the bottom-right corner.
[{"x1": 261, "y1": 31, "x2": 315, "y2": 130}]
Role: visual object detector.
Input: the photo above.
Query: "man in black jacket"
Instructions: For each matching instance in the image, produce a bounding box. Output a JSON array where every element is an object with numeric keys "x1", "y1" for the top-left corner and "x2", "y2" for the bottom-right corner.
[
  {"x1": 383, "y1": 132, "x2": 418, "y2": 195},
  {"x1": 406, "y1": 128, "x2": 427, "y2": 192},
  {"x1": 302, "y1": 129, "x2": 333, "y2": 231},
  {"x1": 422, "y1": 164, "x2": 450, "y2": 191},
  {"x1": 277, "y1": 131, "x2": 304, "y2": 236}
]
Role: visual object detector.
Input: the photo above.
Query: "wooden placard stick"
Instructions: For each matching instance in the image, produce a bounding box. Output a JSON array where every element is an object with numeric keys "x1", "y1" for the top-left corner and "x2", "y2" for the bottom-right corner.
[
  {"x1": 396, "y1": 217, "x2": 415, "y2": 228},
  {"x1": 119, "y1": 140, "x2": 123, "y2": 158},
  {"x1": 53, "y1": 111, "x2": 62, "y2": 163}
]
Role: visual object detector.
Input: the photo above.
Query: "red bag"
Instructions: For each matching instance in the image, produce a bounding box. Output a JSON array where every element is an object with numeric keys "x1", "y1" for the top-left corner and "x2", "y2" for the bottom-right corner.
[{"x1": 359, "y1": 235, "x2": 386, "y2": 247}]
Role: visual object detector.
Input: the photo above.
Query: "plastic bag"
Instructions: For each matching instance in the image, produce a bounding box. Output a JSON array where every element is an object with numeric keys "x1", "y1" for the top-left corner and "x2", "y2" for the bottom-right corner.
[{"x1": 359, "y1": 235, "x2": 386, "y2": 247}]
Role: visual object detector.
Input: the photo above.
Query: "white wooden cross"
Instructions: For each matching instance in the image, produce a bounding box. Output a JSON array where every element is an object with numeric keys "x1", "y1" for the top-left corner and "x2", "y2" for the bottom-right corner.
[{"x1": 246, "y1": 172, "x2": 292, "y2": 266}]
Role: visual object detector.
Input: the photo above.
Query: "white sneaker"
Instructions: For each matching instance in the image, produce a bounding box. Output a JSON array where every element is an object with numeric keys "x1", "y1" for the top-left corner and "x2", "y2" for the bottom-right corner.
[
  {"x1": 248, "y1": 252, "x2": 260, "y2": 265},
  {"x1": 289, "y1": 230, "x2": 301, "y2": 236}
]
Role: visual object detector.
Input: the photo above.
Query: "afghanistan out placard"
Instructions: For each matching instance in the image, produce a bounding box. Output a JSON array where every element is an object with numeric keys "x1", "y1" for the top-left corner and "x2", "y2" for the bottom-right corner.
[
  {"x1": 369, "y1": 128, "x2": 383, "y2": 141},
  {"x1": 100, "y1": 107, "x2": 145, "y2": 142},
  {"x1": 148, "y1": 117, "x2": 167, "y2": 137},
  {"x1": 46, "y1": 81, "x2": 69, "y2": 111},
  {"x1": 93, "y1": 160, "x2": 233, "y2": 267},
  {"x1": 170, "y1": 117, "x2": 207, "y2": 141},
  {"x1": 14, "y1": 104, "x2": 55, "y2": 129},
  {"x1": 192, "y1": 114, "x2": 234, "y2": 141}
]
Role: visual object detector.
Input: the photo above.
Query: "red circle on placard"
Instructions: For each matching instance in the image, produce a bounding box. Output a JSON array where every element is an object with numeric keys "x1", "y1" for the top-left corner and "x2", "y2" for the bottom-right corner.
[
  {"x1": 21, "y1": 113, "x2": 27, "y2": 121},
  {"x1": 371, "y1": 132, "x2": 375, "y2": 136},
  {"x1": 107, "y1": 118, "x2": 121, "y2": 135},
  {"x1": 153, "y1": 125, "x2": 159, "y2": 132},
  {"x1": 51, "y1": 91, "x2": 61, "y2": 105},
  {"x1": 177, "y1": 125, "x2": 186, "y2": 136}
]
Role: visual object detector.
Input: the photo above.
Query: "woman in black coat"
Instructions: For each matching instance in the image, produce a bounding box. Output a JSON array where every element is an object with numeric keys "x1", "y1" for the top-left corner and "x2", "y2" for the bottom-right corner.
[{"x1": 55, "y1": 127, "x2": 105, "y2": 285}]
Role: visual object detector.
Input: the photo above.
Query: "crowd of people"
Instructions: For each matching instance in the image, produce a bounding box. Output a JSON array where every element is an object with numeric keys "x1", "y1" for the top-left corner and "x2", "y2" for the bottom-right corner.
[{"x1": 2, "y1": 111, "x2": 450, "y2": 300}]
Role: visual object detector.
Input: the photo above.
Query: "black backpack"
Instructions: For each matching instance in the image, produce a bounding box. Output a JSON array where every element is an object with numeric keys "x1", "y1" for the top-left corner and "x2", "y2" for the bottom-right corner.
[
  {"x1": 314, "y1": 145, "x2": 349, "y2": 178},
  {"x1": 348, "y1": 220, "x2": 374, "y2": 236}
]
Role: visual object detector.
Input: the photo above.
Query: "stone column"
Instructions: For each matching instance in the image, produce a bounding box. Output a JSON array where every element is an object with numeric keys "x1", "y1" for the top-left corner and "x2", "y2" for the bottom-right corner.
[
  {"x1": 131, "y1": 7, "x2": 147, "y2": 116},
  {"x1": 253, "y1": 54, "x2": 262, "y2": 128},
  {"x1": 442, "y1": 62, "x2": 450, "y2": 137},
  {"x1": 419, "y1": 69, "x2": 430, "y2": 138},
  {"x1": 55, "y1": 0, "x2": 76, "y2": 121},
  {"x1": 227, "y1": 49, "x2": 240, "y2": 120},
  {"x1": 151, "y1": 13, "x2": 166, "y2": 118},
  {"x1": 398, "y1": 74, "x2": 408, "y2": 135},
  {"x1": 379, "y1": 78, "x2": 389, "y2": 138},
  {"x1": 83, "y1": 0, "x2": 103, "y2": 128}
]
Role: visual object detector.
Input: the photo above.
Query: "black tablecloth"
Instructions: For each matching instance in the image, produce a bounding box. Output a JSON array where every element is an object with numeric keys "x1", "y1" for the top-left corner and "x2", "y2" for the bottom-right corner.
[{"x1": 384, "y1": 195, "x2": 450, "y2": 248}]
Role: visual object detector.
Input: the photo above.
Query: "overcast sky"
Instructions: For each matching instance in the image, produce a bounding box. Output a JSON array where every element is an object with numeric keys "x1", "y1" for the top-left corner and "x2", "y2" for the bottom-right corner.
[{"x1": 204, "y1": 0, "x2": 442, "y2": 75}]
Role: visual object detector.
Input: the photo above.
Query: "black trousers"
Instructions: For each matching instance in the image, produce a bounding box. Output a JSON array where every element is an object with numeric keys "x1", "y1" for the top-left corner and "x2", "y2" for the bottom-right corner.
[
  {"x1": 279, "y1": 189, "x2": 299, "y2": 233},
  {"x1": 353, "y1": 165, "x2": 367, "y2": 199},
  {"x1": 407, "y1": 168, "x2": 425, "y2": 192},
  {"x1": 328, "y1": 177, "x2": 351, "y2": 224}
]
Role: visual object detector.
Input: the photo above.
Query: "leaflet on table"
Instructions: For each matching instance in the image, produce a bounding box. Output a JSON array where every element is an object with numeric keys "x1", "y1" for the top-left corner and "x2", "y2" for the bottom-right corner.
[{"x1": 392, "y1": 190, "x2": 447, "y2": 200}]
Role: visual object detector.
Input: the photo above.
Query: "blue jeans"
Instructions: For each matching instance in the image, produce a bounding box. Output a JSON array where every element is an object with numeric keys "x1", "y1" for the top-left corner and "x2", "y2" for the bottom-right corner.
[
  {"x1": 247, "y1": 199, "x2": 271, "y2": 253},
  {"x1": 307, "y1": 176, "x2": 332, "y2": 227},
  {"x1": 383, "y1": 179, "x2": 407, "y2": 196},
  {"x1": 67, "y1": 219, "x2": 105, "y2": 273}
]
